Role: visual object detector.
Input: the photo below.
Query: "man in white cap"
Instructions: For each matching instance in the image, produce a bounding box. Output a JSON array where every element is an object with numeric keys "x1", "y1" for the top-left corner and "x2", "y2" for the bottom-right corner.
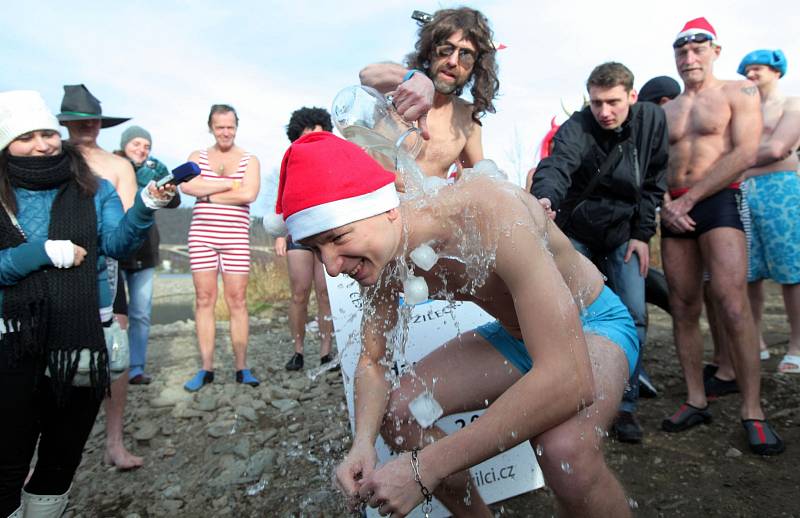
[
  {"x1": 659, "y1": 17, "x2": 784, "y2": 454},
  {"x1": 735, "y1": 50, "x2": 800, "y2": 375},
  {"x1": 280, "y1": 132, "x2": 639, "y2": 517},
  {"x1": 57, "y1": 84, "x2": 143, "y2": 469}
]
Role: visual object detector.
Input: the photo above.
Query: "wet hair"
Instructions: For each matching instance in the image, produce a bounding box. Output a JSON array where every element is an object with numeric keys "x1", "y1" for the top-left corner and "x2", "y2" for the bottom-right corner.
[
  {"x1": 405, "y1": 7, "x2": 499, "y2": 122},
  {"x1": 0, "y1": 141, "x2": 98, "y2": 214},
  {"x1": 286, "y1": 107, "x2": 333, "y2": 142},
  {"x1": 207, "y1": 104, "x2": 239, "y2": 129},
  {"x1": 586, "y1": 62, "x2": 635, "y2": 93}
]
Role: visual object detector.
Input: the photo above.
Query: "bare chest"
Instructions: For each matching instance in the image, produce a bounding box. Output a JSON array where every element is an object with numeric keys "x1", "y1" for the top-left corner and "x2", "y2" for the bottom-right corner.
[
  {"x1": 667, "y1": 95, "x2": 731, "y2": 143},
  {"x1": 416, "y1": 108, "x2": 470, "y2": 177},
  {"x1": 205, "y1": 150, "x2": 245, "y2": 176}
]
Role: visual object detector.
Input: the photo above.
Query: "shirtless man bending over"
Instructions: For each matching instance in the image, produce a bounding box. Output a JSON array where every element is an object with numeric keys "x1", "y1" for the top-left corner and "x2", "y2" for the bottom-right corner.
[
  {"x1": 57, "y1": 84, "x2": 142, "y2": 469},
  {"x1": 279, "y1": 132, "x2": 639, "y2": 517},
  {"x1": 736, "y1": 49, "x2": 800, "y2": 375},
  {"x1": 659, "y1": 18, "x2": 783, "y2": 454},
  {"x1": 359, "y1": 7, "x2": 498, "y2": 178}
]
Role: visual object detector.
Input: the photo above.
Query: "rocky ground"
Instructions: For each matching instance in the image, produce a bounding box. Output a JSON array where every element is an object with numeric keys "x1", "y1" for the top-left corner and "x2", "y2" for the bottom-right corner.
[{"x1": 64, "y1": 278, "x2": 798, "y2": 517}]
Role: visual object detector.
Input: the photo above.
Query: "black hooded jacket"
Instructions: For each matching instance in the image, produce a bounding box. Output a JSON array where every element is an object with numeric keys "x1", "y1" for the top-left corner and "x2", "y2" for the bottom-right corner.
[{"x1": 531, "y1": 102, "x2": 668, "y2": 251}]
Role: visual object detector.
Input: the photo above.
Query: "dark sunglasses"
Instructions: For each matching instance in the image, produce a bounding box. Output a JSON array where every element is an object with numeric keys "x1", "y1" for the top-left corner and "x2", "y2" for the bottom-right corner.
[
  {"x1": 434, "y1": 44, "x2": 477, "y2": 67},
  {"x1": 672, "y1": 33, "x2": 713, "y2": 49}
]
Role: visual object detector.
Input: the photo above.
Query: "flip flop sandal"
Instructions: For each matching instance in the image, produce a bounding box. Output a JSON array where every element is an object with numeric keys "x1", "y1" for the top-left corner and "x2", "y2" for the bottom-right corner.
[
  {"x1": 742, "y1": 419, "x2": 785, "y2": 456},
  {"x1": 704, "y1": 375, "x2": 739, "y2": 399},
  {"x1": 777, "y1": 354, "x2": 800, "y2": 374},
  {"x1": 662, "y1": 402, "x2": 712, "y2": 433}
]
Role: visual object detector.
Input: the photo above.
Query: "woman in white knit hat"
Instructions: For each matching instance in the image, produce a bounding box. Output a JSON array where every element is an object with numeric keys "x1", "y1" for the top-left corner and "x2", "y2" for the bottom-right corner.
[{"x1": 0, "y1": 90, "x2": 174, "y2": 517}]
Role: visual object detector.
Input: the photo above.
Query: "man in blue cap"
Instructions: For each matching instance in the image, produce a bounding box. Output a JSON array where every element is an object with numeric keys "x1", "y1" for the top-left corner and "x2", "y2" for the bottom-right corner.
[{"x1": 736, "y1": 50, "x2": 800, "y2": 376}]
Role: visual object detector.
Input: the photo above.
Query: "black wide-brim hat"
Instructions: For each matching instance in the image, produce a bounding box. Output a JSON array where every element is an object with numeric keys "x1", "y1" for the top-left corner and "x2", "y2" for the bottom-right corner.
[{"x1": 56, "y1": 84, "x2": 130, "y2": 128}]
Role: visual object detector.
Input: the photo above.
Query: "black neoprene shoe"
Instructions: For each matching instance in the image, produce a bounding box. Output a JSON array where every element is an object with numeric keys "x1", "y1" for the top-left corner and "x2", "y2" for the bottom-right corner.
[
  {"x1": 320, "y1": 354, "x2": 341, "y2": 371},
  {"x1": 285, "y1": 353, "x2": 304, "y2": 371},
  {"x1": 613, "y1": 411, "x2": 643, "y2": 444}
]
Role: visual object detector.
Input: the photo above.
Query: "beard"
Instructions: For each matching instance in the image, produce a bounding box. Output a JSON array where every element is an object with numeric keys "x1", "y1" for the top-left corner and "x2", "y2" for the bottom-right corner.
[{"x1": 433, "y1": 76, "x2": 459, "y2": 95}]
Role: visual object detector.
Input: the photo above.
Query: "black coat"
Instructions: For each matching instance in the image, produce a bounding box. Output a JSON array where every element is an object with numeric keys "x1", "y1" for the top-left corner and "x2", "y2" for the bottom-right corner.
[{"x1": 531, "y1": 102, "x2": 668, "y2": 251}]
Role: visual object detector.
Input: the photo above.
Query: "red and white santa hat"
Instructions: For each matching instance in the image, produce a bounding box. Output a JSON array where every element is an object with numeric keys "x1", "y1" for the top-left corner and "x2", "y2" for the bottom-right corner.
[
  {"x1": 276, "y1": 132, "x2": 399, "y2": 241},
  {"x1": 675, "y1": 17, "x2": 718, "y2": 46}
]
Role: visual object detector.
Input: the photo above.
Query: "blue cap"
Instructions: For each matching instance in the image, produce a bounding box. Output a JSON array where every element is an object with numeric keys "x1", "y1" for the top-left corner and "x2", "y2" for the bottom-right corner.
[{"x1": 737, "y1": 49, "x2": 787, "y2": 78}]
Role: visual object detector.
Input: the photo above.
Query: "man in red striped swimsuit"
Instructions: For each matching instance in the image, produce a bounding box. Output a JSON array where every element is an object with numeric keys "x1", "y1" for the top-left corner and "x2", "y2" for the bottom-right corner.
[
  {"x1": 180, "y1": 104, "x2": 262, "y2": 391},
  {"x1": 659, "y1": 17, "x2": 783, "y2": 454}
]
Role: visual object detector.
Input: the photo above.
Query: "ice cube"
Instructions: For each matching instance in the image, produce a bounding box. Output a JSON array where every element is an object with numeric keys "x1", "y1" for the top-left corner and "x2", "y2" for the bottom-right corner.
[
  {"x1": 410, "y1": 244, "x2": 438, "y2": 271},
  {"x1": 402, "y1": 275, "x2": 429, "y2": 305},
  {"x1": 409, "y1": 391, "x2": 443, "y2": 428}
]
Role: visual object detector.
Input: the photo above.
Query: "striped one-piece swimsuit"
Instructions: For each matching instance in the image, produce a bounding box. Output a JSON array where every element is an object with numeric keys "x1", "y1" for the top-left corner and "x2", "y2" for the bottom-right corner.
[{"x1": 188, "y1": 150, "x2": 251, "y2": 273}]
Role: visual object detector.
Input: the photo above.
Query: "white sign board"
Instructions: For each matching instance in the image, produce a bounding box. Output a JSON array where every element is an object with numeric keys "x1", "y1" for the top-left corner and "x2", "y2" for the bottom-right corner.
[{"x1": 326, "y1": 274, "x2": 544, "y2": 518}]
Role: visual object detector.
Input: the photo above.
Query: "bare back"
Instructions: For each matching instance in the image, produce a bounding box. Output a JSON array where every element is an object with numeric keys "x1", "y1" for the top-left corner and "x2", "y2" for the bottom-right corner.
[
  {"x1": 82, "y1": 146, "x2": 137, "y2": 210},
  {"x1": 390, "y1": 177, "x2": 604, "y2": 339},
  {"x1": 747, "y1": 95, "x2": 800, "y2": 177},
  {"x1": 415, "y1": 97, "x2": 482, "y2": 178},
  {"x1": 664, "y1": 79, "x2": 754, "y2": 189}
]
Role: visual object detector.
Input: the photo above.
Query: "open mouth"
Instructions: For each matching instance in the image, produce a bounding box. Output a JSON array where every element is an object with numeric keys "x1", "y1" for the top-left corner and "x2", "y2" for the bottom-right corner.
[{"x1": 347, "y1": 258, "x2": 365, "y2": 279}]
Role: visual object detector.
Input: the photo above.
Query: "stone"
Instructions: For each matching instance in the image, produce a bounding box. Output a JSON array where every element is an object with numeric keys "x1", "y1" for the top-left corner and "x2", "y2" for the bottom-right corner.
[
  {"x1": 235, "y1": 405, "x2": 258, "y2": 422},
  {"x1": 207, "y1": 420, "x2": 236, "y2": 438},
  {"x1": 162, "y1": 485, "x2": 182, "y2": 499},
  {"x1": 132, "y1": 420, "x2": 159, "y2": 441},
  {"x1": 725, "y1": 447, "x2": 743, "y2": 458},
  {"x1": 162, "y1": 499, "x2": 184, "y2": 513},
  {"x1": 271, "y1": 399, "x2": 300, "y2": 412},
  {"x1": 150, "y1": 387, "x2": 191, "y2": 408},
  {"x1": 194, "y1": 394, "x2": 218, "y2": 412}
]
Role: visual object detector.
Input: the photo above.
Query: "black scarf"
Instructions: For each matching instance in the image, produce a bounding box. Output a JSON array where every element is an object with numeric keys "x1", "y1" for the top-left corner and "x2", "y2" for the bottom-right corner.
[{"x1": 0, "y1": 152, "x2": 108, "y2": 401}]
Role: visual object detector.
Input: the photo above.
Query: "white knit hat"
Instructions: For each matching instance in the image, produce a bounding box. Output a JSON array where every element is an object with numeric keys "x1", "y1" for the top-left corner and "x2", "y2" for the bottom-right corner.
[{"x1": 0, "y1": 90, "x2": 60, "y2": 151}]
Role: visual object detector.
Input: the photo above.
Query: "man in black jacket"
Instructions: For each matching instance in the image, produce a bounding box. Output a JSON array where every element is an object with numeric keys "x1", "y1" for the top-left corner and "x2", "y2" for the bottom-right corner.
[{"x1": 531, "y1": 62, "x2": 668, "y2": 443}]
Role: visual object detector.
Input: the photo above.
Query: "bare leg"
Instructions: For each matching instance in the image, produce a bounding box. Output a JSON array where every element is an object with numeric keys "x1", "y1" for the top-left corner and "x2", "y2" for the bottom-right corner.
[
  {"x1": 193, "y1": 270, "x2": 219, "y2": 371},
  {"x1": 381, "y1": 332, "x2": 630, "y2": 517},
  {"x1": 381, "y1": 332, "x2": 518, "y2": 517},
  {"x1": 313, "y1": 256, "x2": 334, "y2": 357},
  {"x1": 535, "y1": 335, "x2": 630, "y2": 518},
  {"x1": 780, "y1": 283, "x2": 800, "y2": 366},
  {"x1": 287, "y1": 250, "x2": 314, "y2": 355},
  {"x1": 662, "y1": 237, "x2": 707, "y2": 409},
  {"x1": 701, "y1": 228, "x2": 763, "y2": 420},
  {"x1": 705, "y1": 286, "x2": 735, "y2": 380},
  {"x1": 104, "y1": 370, "x2": 143, "y2": 469},
  {"x1": 748, "y1": 280, "x2": 770, "y2": 355},
  {"x1": 222, "y1": 272, "x2": 250, "y2": 371}
]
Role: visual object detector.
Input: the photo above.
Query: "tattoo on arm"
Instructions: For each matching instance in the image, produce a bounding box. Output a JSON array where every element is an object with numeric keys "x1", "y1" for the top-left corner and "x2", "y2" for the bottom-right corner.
[{"x1": 741, "y1": 86, "x2": 758, "y2": 96}]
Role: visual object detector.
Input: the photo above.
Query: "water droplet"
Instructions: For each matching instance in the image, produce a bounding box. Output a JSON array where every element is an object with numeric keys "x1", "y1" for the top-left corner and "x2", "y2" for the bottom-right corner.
[
  {"x1": 536, "y1": 444, "x2": 543, "y2": 457},
  {"x1": 560, "y1": 461, "x2": 573, "y2": 474},
  {"x1": 627, "y1": 497, "x2": 639, "y2": 509}
]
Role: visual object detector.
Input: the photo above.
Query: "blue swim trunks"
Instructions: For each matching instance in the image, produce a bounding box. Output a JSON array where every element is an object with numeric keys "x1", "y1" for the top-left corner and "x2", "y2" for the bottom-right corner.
[
  {"x1": 476, "y1": 286, "x2": 639, "y2": 377},
  {"x1": 743, "y1": 172, "x2": 800, "y2": 284}
]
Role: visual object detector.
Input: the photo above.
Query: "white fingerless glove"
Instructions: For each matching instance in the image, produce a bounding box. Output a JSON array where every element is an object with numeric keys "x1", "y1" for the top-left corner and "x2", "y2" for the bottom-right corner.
[
  {"x1": 140, "y1": 180, "x2": 174, "y2": 209},
  {"x1": 44, "y1": 240, "x2": 75, "y2": 268}
]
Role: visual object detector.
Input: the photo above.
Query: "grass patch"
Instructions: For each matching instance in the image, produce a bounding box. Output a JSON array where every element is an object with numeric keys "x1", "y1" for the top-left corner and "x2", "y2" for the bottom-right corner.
[{"x1": 214, "y1": 256, "x2": 290, "y2": 321}]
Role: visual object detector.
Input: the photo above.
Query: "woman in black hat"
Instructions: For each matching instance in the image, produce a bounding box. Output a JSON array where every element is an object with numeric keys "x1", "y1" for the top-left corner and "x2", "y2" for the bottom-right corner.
[{"x1": 0, "y1": 90, "x2": 174, "y2": 517}]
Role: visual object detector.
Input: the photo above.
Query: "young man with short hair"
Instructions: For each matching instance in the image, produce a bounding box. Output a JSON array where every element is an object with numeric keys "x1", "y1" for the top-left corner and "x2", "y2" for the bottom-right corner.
[
  {"x1": 531, "y1": 62, "x2": 669, "y2": 443},
  {"x1": 279, "y1": 132, "x2": 638, "y2": 517},
  {"x1": 737, "y1": 49, "x2": 800, "y2": 374}
]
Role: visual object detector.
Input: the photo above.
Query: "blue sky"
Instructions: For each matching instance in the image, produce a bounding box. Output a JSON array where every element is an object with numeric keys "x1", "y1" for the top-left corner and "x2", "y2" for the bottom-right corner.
[{"x1": 2, "y1": 1, "x2": 798, "y2": 214}]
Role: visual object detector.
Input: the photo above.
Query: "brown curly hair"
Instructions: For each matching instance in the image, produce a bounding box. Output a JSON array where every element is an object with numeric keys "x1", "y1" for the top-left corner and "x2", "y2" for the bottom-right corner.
[{"x1": 405, "y1": 7, "x2": 499, "y2": 123}]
